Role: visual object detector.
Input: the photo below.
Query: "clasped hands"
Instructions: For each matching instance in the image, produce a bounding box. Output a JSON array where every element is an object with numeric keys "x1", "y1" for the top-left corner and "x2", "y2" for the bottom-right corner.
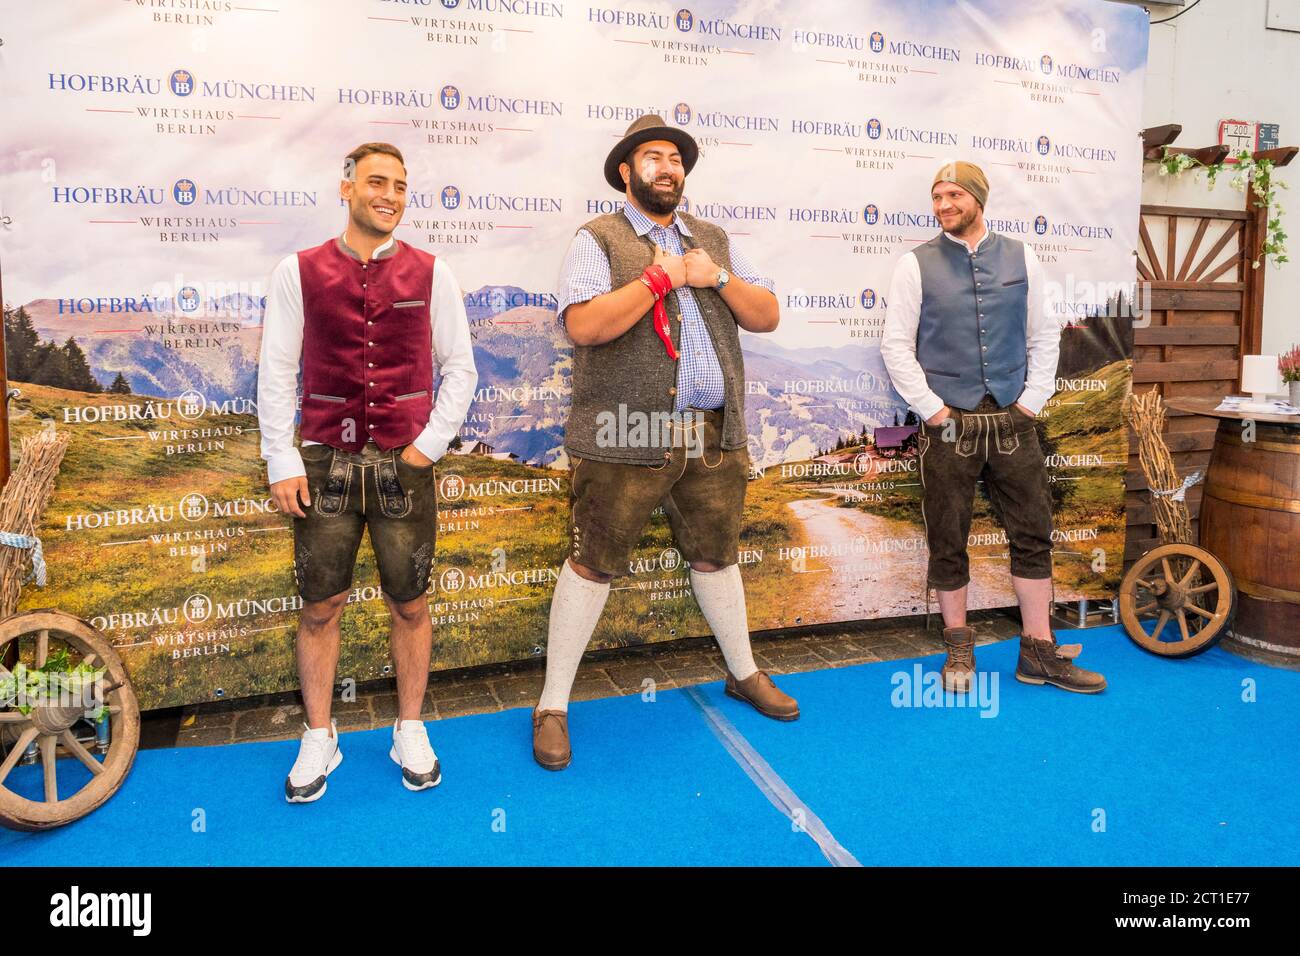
[{"x1": 651, "y1": 244, "x2": 720, "y2": 291}]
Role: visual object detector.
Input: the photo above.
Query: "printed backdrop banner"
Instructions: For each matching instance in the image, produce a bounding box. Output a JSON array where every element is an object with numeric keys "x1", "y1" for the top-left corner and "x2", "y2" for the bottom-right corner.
[{"x1": 0, "y1": 0, "x2": 1147, "y2": 710}]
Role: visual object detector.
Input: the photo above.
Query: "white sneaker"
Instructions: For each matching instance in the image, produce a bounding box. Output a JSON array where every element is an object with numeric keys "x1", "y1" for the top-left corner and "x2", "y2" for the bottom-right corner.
[
  {"x1": 285, "y1": 720, "x2": 343, "y2": 804},
  {"x1": 390, "y1": 719, "x2": 441, "y2": 791}
]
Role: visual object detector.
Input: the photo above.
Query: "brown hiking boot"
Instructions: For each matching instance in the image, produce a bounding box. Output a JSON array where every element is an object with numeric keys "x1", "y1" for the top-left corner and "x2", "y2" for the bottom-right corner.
[
  {"x1": 532, "y1": 708, "x2": 571, "y2": 770},
  {"x1": 941, "y1": 626, "x2": 977, "y2": 693},
  {"x1": 1016, "y1": 635, "x2": 1107, "y2": 694},
  {"x1": 724, "y1": 670, "x2": 800, "y2": 721}
]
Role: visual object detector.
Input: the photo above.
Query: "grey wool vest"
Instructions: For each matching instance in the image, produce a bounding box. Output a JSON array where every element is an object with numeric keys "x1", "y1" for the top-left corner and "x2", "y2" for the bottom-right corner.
[
  {"x1": 913, "y1": 231, "x2": 1029, "y2": 410},
  {"x1": 563, "y1": 211, "x2": 749, "y2": 465}
]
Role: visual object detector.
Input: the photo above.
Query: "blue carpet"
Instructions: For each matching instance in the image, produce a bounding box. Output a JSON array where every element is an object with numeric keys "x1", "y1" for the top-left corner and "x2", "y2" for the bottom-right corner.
[
  {"x1": 0, "y1": 681, "x2": 825, "y2": 866},
  {"x1": 2, "y1": 624, "x2": 1295, "y2": 865},
  {"x1": 691, "y1": 624, "x2": 1300, "y2": 866}
]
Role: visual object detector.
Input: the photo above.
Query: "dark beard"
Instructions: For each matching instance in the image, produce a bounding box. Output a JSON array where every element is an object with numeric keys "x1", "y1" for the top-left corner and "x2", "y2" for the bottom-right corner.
[
  {"x1": 629, "y1": 171, "x2": 683, "y2": 215},
  {"x1": 946, "y1": 206, "x2": 981, "y2": 237}
]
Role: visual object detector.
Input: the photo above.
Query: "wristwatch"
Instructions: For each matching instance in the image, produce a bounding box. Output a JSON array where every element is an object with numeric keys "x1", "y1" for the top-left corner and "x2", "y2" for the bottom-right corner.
[{"x1": 714, "y1": 268, "x2": 730, "y2": 291}]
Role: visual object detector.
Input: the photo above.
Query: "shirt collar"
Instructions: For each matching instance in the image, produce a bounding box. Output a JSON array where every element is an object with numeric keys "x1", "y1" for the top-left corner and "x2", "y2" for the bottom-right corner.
[
  {"x1": 622, "y1": 200, "x2": 692, "y2": 238},
  {"x1": 337, "y1": 231, "x2": 397, "y2": 262},
  {"x1": 942, "y1": 226, "x2": 991, "y2": 254}
]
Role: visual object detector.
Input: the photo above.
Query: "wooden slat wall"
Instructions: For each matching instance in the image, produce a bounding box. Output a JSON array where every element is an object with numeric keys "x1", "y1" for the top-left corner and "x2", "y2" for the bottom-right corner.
[{"x1": 1126, "y1": 205, "x2": 1250, "y2": 563}]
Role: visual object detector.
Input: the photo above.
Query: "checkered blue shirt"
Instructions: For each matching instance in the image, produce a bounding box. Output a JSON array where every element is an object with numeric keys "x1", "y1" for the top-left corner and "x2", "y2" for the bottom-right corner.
[{"x1": 556, "y1": 202, "x2": 775, "y2": 411}]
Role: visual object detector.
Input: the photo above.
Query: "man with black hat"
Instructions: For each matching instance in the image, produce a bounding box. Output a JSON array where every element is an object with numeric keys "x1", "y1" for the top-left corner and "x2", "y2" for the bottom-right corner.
[
  {"x1": 531, "y1": 114, "x2": 798, "y2": 770},
  {"x1": 880, "y1": 160, "x2": 1106, "y2": 696}
]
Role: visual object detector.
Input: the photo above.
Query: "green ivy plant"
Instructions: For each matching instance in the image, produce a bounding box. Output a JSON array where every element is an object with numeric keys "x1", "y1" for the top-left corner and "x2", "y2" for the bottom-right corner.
[
  {"x1": 0, "y1": 646, "x2": 105, "y2": 719},
  {"x1": 1154, "y1": 146, "x2": 1289, "y2": 269}
]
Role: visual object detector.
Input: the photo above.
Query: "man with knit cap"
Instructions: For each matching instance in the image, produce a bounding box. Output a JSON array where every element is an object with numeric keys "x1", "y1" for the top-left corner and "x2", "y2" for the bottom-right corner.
[
  {"x1": 880, "y1": 161, "x2": 1106, "y2": 696},
  {"x1": 531, "y1": 114, "x2": 798, "y2": 771}
]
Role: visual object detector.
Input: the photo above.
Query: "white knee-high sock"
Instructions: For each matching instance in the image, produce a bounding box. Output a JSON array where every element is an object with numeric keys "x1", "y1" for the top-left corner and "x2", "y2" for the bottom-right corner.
[
  {"x1": 690, "y1": 564, "x2": 759, "y2": 680},
  {"x1": 536, "y1": 561, "x2": 611, "y2": 712}
]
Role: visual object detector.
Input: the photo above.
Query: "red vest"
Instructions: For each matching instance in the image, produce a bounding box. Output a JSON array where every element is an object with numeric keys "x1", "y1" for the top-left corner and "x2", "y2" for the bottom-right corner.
[{"x1": 297, "y1": 238, "x2": 435, "y2": 452}]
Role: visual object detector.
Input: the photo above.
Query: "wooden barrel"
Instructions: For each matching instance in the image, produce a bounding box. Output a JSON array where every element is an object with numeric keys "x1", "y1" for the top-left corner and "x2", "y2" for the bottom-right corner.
[{"x1": 1199, "y1": 418, "x2": 1300, "y2": 666}]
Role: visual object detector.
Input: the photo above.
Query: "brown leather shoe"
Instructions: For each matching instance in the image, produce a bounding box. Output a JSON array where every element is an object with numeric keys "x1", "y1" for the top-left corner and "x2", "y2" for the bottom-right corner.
[
  {"x1": 1015, "y1": 635, "x2": 1107, "y2": 694},
  {"x1": 941, "y1": 625, "x2": 976, "y2": 693},
  {"x1": 532, "y1": 708, "x2": 571, "y2": 770},
  {"x1": 724, "y1": 670, "x2": 800, "y2": 721}
]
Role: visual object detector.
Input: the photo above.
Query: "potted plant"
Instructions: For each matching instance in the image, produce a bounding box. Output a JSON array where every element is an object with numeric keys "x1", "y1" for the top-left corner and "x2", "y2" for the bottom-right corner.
[{"x1": 1281, "y1": 345, "x2": 1300, "y2": 408}]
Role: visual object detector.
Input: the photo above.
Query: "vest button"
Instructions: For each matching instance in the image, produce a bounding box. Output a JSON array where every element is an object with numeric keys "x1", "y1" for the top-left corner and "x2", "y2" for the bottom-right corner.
[
  {"x1": 369, "y1": 382, "x2": 375, "y2": 387},
  {"x1": 368, "y1": 362, "x2": 374, "y2": 368},
  {"x1": 368, "y1": 342, "x2": 374, "y2": 347},
  {"x1": 369, "y1": 402, "x2": 375, "y2": 407},
  {"x1": 368, "y1": 321, "x2": 374, "y2": 326}
]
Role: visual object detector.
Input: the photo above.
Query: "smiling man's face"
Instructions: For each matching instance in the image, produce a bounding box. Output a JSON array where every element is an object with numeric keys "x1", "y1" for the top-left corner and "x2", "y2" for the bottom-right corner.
[
  {"x1": 931, "y1": 181, "x2": 981, "y2": 237},
  {"x1": 342, "y1": 152, "x2": 407, "y2": 238},
  {"x1": 622, "y1": 140, "x2": 685, "y2": 215}
]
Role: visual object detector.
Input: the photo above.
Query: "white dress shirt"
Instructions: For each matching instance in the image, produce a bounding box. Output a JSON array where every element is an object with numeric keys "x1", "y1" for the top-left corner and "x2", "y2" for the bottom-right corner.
[
  {"x1": 257, "y1": 233, "x2": 478, "y2": 485},
  {"x1": 880, "y1": 228, "x2": 1057, "y2": 421}
]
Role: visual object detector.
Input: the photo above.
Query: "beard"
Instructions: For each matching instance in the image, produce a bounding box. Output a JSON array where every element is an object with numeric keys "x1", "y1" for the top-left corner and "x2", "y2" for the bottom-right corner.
[
  {"x1": 943, "y1": 205, "x2": 981, "y2": 236},
  {"x1": 628, "y1": 168, "x2": 683, "y2": 215}
]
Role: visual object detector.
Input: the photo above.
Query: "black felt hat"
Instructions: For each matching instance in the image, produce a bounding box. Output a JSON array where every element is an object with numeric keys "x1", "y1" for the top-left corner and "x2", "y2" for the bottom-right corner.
[{"x1": 603, "y1": 114, "x2": 698, "y2": 191}]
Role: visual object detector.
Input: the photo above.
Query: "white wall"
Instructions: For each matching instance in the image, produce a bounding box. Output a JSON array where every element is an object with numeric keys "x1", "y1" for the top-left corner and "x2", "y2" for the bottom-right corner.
[{"x1": 1140, "y1": 0, "x2": 1299, "y2": 357}]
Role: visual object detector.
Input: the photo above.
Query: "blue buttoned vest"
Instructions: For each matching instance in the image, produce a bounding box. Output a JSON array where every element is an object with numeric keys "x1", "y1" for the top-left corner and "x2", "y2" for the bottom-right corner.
[{"x1": 913, "y1": 231, "x2": 1029, "y2": 410}]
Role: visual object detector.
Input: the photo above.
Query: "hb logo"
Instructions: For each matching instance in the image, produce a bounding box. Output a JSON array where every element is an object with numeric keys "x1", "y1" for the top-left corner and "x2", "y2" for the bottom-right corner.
[
  {"x1": 866, "y1": 117, "x2": 881, "y2": 139},
  {"x1": 1037, "y1": 135, "x2": 1051, "y2": 155},
  {"x1": 440, "y1": 85, "x2": 461, "y2": 110},
  {"x1": 870, "y1": 31, "x2": 885, "y2": 53},
  {"x1": 675, "y1": 8, "x2": 693, "y2": 32},
  {"x1": 674, "y1": 102, "x2": 692, "y2": 125},
  {"x1": 1040, "y1": 53, "x2": 1053, "y2": 75},
  {"x1": 170, "y1": 69, "x2": 194, "y2": 96},
  {"x1": 1035, "y1": 215, "x2": 1048, "y2": 235},
  {"x1": 863, "y1": 203, "x2": 879, "y2": 225},
  {"x1": 441, "y1": 185, "x2": 461, "y2": 210},
  {"x1": 173, "y1": 178, "x2": 197, "y2": 205}
]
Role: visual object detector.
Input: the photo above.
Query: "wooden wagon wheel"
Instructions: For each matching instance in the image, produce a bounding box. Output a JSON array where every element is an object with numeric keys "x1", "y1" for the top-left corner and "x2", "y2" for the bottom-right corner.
[
  {"x1": 1119, "y1": 543, "x2": 1237, "y2": 657},
  {"x1": 0, "y1": 609, "x2": 139, "y2": 831}
]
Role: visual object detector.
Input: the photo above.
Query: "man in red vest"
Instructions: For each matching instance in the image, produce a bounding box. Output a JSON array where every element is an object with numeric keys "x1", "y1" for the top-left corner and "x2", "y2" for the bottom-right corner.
[{"x1": 257, "y1": 143, "x2": 477, "y2": 802}]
